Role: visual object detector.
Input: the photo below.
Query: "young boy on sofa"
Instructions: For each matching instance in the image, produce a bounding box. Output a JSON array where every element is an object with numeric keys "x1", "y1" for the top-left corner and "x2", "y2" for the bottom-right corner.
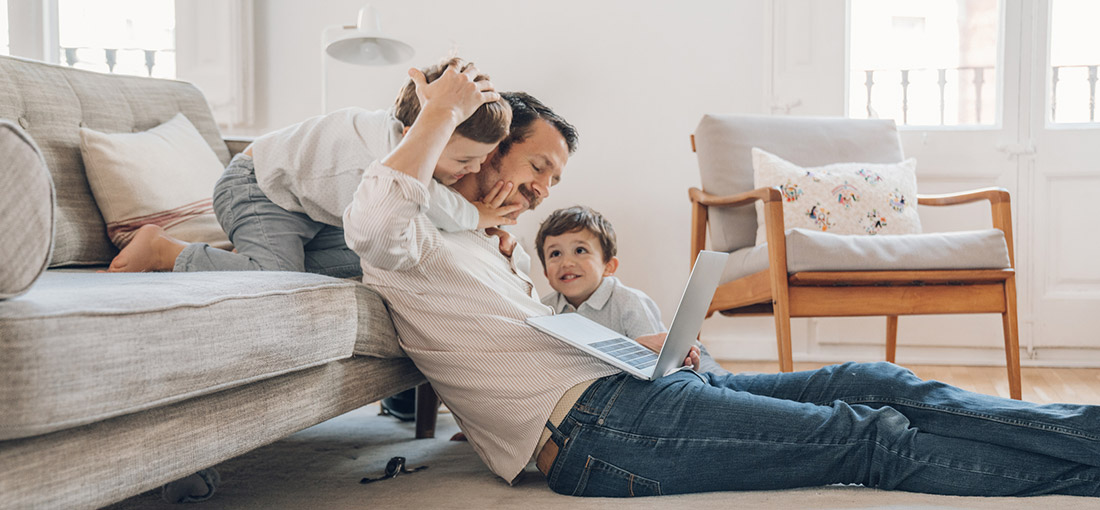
[{"x1": 106, "y1": 57, "x2": 516, "y2": 276}]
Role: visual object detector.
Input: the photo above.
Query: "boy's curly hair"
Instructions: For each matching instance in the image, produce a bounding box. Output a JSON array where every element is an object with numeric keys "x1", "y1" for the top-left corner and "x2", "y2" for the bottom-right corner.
[{"x1": 535, "y1": 206, "x2": 617, "y2": 268}]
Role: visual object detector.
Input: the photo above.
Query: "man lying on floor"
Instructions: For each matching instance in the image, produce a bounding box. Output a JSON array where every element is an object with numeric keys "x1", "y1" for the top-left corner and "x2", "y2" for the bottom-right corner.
[{"x1": 344, "y1": 64, "x2": 1100, "y2": 498}]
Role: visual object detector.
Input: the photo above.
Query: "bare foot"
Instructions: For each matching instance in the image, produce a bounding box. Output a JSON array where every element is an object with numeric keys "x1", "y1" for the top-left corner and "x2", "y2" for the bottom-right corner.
[{"x1": 107, "y1": 224, "x2": 187, "y2": 272}]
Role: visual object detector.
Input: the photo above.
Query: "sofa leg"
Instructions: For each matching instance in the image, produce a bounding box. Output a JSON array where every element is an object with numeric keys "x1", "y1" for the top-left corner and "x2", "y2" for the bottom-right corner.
[{"x1": 415, "y1": 382, "x2": 439, "y2": 438}]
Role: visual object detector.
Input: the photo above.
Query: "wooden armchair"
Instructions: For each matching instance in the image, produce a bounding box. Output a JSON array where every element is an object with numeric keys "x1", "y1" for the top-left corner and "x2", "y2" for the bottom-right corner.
[{"x1": 689, "y1": 114, "x2": 1021, "y2": 399}]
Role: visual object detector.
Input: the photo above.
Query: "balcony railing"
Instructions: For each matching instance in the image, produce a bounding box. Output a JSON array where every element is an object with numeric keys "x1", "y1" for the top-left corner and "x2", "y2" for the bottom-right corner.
[
  {"x1": 1052, "y1": 64, "x2": 1098, "y2": 123},
  {"x1": 857, "y1": 64, "x2": 1099, "y2": 125},
  {"x1": 58, "y1": 46, "x2": 174, "y2": 78},
  {"x1": 857, "y1": 66, "x2": 994, "y2": 126}
]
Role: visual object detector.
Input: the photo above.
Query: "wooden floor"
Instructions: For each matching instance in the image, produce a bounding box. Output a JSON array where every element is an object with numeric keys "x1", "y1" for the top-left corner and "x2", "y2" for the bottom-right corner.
[{"x1": 717, "y1": 361, "x2": 1100, "y2": 405}]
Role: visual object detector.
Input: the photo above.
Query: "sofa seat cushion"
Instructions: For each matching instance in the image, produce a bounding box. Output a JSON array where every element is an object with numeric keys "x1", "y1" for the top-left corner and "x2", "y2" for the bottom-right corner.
[
  {"x1": 0, "y1": 270, "x2": 393, "y2": 440},
  {"x1": 720, "y1": 228, "x2": 1012, "y2": 284}
]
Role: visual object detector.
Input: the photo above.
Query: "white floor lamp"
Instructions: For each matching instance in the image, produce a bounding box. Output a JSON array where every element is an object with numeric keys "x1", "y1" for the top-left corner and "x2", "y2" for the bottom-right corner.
[{"x1": 321, "y1": 4, "x2": 415, "y2": 114}]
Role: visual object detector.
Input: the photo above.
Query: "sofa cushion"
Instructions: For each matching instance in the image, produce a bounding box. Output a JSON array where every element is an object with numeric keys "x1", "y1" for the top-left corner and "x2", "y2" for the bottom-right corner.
[
  {"x1": 0, "y1": 270, "x2": 401, "y2": 440},
  {"x1": 0, "y1": 120, "x2": 54, "y2": 299},
  {"x1": 0, "y1": 56, "x2": 230, "y2": 267},
  {"x1": 79, "y1": 112, "x2": 231, "y2": 249},
  {"x1": 352, "y1": 282, "x2": 404, "y2": 358},
  {"x1": 720, "y1": 228, "x2": 1012, "y2": 284}
]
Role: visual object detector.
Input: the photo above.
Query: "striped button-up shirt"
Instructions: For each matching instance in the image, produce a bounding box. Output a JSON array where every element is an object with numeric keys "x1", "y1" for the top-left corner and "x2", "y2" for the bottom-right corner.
[{"x1": 344, "y1": 163, "x2": 619, "y2": 482}]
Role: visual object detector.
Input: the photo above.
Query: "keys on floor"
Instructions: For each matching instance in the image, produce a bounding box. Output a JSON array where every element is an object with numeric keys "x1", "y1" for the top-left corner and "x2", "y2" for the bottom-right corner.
[{"x1": 359, "y1": 456, "x2": 428, "y2": 484}]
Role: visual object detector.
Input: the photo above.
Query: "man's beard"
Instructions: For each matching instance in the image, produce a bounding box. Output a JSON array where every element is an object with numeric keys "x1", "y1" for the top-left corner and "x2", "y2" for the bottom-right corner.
[{"x1": 476, "y1": 172, "x2": 541, "y2": 212}]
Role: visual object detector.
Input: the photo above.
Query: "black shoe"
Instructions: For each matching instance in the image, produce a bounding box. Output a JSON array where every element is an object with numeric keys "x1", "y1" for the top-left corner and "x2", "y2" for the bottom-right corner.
[{"x1": 380, "y1": 389, "x2": 417, "y2": 422}]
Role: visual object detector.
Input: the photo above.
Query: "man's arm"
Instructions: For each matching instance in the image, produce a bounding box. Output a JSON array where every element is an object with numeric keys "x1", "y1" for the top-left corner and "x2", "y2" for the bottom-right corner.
[
  {"x1": 344, "y1": 63, "x2": 499, "y2": 271},
  {"x1": 344, "y1": 162, "x2": 433, "y2": 272}
]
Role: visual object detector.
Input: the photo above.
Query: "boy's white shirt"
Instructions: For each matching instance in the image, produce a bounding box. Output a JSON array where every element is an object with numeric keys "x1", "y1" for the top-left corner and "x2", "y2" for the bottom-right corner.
[
  {"x1": 425, "y1": 181, "x2": 479, "y2": 232},
  {"x1": 541, "y1": 276, "x2": 665, "y2": 339},
  {"x1": 249, "y1": 107, "x2": 478, "y2": 232},
  {"x1": 428, "y1": 181, "x2": 532, "y2": 275}
]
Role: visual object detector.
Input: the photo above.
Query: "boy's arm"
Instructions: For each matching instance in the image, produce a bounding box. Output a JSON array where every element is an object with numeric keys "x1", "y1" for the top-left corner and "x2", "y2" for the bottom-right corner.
[{"x1": 425, "y1": 180, "x2": 479, "y2": 232}]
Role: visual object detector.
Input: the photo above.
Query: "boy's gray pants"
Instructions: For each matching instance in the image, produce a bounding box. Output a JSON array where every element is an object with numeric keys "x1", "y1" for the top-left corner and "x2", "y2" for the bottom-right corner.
[{"x1": 173, "y1": 154, "x2": 362, "y2": 278}]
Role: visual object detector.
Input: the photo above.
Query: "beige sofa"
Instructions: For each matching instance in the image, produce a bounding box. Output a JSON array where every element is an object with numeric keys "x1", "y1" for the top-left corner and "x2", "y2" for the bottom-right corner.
[{"x1": 0, "y1": 55, "x2": 433, "y2": 509}]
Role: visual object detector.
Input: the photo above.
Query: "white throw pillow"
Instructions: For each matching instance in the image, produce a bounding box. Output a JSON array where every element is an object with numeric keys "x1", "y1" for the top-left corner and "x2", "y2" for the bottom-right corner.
[
  {"x1": 752, "y1": 148, "x2": 921, "y2": 245},
  {"x1": 80, "y1": 113, "x2": 231, "y2": 250}
]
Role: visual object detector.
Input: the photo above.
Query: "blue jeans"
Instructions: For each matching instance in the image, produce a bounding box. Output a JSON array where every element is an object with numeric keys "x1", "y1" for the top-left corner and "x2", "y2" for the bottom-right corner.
[
  {"x1": 545, "y1": 362, "x2": 1100, "y2": 497},
  {"x1": 173, "y1": 154, "x2": 362, "y2": 278}
]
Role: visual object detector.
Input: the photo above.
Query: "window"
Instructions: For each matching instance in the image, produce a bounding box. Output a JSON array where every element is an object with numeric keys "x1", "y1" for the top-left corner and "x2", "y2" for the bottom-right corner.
[
  {"x1": 56, "y1": 0, "x2": 175, "y2": 78},
  {"x1": 848, "y1": 0, "x2": 1000, "y2": 126},
  {"x1": 1049, "y1": 0, "x2": 1100, "y2": 124}
]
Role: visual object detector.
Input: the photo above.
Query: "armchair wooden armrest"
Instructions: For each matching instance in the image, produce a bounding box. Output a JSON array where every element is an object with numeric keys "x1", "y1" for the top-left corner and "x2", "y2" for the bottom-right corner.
[
  {"x1": 689, "y1": 186, "x2": 783, "y2": 208},
  {"x1": 918, "y1": 187, "x2": 1014, "y2": 268},
  {"x1": 688, "y1": 186, "x2": 786, "y2": 269},
  {"x1": 917, "y1": 187, "x2": 1010, "y2": 206}
]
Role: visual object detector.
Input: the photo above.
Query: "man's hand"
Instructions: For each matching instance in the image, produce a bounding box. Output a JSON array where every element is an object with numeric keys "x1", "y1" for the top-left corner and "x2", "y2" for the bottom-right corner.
[
  {"x1": 485, "y1": 227, "x2": 516, "y2": 258},
  {"x1": 476, "y1": 181, "x2": 523, "y2": 229},
  {"x1": 635, "y1": 332, "x2": 701, "y2": 371},
  {"x1": 383, "y1": 61, "x2": 498, "y2": 185},
  {"x1": 409, "y1": 62, "x2": 499, "y2": 127}
]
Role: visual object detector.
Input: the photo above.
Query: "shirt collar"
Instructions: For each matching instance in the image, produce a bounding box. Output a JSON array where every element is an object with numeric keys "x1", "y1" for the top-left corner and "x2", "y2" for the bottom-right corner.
[
  {"x1": 582, "y1": 276, "x2": 617, "y2": 311},
  {"x1": 551, "y1": 276, "x2": 617, "y2": 314}
]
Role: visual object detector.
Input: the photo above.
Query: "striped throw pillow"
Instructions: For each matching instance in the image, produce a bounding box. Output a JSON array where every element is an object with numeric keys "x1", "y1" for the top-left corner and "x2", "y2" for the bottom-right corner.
[{"x1": 80, "y1": 113, "x2": 231, "y2": 250}]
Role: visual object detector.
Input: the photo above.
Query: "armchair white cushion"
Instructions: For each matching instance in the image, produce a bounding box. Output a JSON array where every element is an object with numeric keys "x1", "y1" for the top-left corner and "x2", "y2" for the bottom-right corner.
[{"x1": 720, "y1": 228, "x2": 1012, "y2": 284}]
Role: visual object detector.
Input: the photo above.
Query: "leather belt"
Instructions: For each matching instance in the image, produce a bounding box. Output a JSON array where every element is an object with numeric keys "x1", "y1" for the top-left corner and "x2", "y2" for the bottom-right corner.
[
  {"x1": 534, "y1": 379, "x2": 597, "y2": 476},
  {"x1": 535, "y1": 434, "x2": 560, "y2": 476}
]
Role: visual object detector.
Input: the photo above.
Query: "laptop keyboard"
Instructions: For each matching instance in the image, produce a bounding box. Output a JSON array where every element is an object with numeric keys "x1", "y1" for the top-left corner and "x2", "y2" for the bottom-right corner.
[{"x1": 589, "y1": 338, "x2": 659, "y2": 369}]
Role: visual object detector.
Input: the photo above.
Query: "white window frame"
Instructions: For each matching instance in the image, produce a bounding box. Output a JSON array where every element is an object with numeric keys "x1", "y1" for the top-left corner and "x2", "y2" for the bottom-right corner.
[{"x1": 4, "y1": 0, "x2": 254, "y2": 130}]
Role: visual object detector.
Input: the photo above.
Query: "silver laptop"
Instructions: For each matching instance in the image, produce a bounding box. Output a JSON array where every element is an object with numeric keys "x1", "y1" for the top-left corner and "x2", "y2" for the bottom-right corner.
[{"x1": 527, "y1": 250, "x2": 729, "y2": 380}]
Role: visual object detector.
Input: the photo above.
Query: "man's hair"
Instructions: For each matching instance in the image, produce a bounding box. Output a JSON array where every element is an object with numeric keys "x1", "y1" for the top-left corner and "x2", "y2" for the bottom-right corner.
[
  {"x1": 535, "y1": 206, "x2": 617, "y2": 268},
  {"x1": 497, "y1": 92, "x2": 578, "y2": 156},
  {"x1": 393, "y1": 57, "x2": 512, "y2": 144}
]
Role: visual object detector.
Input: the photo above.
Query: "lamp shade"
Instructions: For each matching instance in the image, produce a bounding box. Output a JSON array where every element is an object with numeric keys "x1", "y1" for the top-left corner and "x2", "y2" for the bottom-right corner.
[{"x1": 324, "y1": 5, "x2": 414, "y2": 66}]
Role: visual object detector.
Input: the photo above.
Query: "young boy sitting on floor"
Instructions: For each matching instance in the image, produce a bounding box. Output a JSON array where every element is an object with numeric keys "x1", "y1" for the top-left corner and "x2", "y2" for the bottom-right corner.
[{"x1": 534, "y1": 206, "x2": 728, "y2": 374}]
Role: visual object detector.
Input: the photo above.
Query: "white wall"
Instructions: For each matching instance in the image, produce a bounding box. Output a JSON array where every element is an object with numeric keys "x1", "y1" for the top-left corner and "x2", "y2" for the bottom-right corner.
[{"x1": 250, "y1": 0, "x2": 770, "y2": 322}]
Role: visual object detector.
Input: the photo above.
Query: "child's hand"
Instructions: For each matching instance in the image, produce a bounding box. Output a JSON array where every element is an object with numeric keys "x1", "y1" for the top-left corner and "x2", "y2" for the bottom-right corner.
[
  {"x1": 636, "y1": 333, "x2": 701, "y2": 371},
  {"x1": 409, "y1": 61, "x2": 499, "y2": 126},
  {"x1": 684, "y1": 345, "x2": 701, "y2": 371},
  {"x1": 485, "y1": 227, "x2": 516, "y2": 258},
  {"x1": 476, "y1": 181, "x2": 523, "y2": 229}
]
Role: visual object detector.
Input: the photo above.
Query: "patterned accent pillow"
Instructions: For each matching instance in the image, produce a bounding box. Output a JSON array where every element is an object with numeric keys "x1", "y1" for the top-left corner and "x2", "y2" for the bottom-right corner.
[
  {"x1": 80, "y1": 113, "x2": 231, "y2": 250},
  {"x1": 751, "y1": 148, "x2": 921, "y2": 245}
]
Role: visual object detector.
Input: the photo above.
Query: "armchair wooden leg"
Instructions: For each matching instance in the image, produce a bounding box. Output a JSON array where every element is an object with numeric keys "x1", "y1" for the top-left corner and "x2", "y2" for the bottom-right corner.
[
  {"x1": 886, "y1": 316, "x2": 898, "y2": 364},
  {"x1": 773, "y1": 306, "x2": 794, "y2": 373},
  {"x1": 414, "y1": 382, "x2": 440, "y2": 439},
  {"x1": 1002, "y1": 277, "x2": 1022, "y2": 400}
]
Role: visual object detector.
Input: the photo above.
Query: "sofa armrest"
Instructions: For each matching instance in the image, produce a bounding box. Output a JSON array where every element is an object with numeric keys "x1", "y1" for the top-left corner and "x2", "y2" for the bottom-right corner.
[
  {"x1": 0, "y1": 120, "x2": 54, "y2": 299},
  {"x1": 223, "y1": 136, "x2": 255, "y2": 158}
]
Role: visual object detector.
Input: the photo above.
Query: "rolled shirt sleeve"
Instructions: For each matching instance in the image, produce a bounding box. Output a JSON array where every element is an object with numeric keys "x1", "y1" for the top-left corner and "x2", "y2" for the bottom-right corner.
[{"x1": 343, "y1": 161, "x2": 436, "y2": 272}]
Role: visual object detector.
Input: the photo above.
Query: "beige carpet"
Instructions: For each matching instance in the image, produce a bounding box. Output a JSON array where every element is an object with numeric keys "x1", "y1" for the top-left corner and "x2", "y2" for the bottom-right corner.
[{"x1": 107, "y1": 404, "x2": 1098, "y2": 509}]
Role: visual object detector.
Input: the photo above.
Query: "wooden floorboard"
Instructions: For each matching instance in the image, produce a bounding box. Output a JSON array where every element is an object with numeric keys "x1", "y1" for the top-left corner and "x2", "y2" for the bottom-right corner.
[{"x1": 717, "y1": 361, "x2": 1100, "y2": 405}]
